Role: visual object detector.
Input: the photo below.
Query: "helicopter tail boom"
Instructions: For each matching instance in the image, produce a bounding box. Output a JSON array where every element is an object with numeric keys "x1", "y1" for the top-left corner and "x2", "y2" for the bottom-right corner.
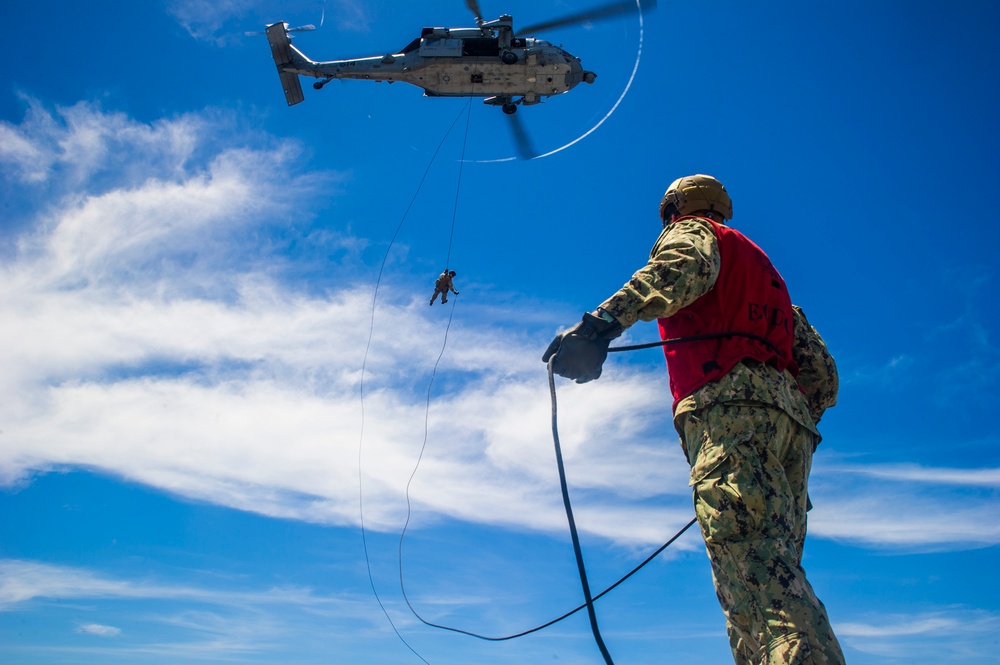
[{"x1": 265, "y1": 23, "x2": 307, "y2": 106}]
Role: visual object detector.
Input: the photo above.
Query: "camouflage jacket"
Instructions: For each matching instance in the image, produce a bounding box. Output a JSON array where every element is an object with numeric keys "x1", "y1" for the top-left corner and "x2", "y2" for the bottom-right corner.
[
  {"x1": 597, "y1": 217, "x2": 837, "y2": 436},
  {"x1": 435, "y1": 272, "x2": 457, "y2": 293}
]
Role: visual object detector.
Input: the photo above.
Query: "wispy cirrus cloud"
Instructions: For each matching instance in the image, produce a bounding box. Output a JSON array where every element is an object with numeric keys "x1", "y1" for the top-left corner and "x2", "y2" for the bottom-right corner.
[
  {"x1": 830, "y1": 463, "x2": 1000, "y2": 487},
  {"x1": 0, "y1": 558, "x2": 401, "y2": 661},
  {"x1": 809, "y1": 460, "x2": 1000, "y2": 550},
  {"x1": 837, "y1": 609, "x2": 1000, "y2": 663},
  {"x1": 842, "y1": 353, "x2": 915, "y2": 389},
  {"x1": 75, "y1": 624, "x2": 122, "y2": 637},
  {"x1": 0, "y1": 558, "x2": 360, "y2": 612},
  {"x1": 165, "y1": 0, "x2": 376, "y2": 44}
]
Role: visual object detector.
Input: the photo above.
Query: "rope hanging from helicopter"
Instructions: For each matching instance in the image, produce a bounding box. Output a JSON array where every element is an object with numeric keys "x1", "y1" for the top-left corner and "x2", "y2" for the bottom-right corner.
[
  {"x1": 356, "y1": 4, "x2": 669, "y2": 663},
  {"x1": 392, "y1": 1, "x2": 683, "y2": 658},
  {"x1": 445, "y1": 92, "x2": 474, "y2": 269},
  {"x1": 357, "y1": 99, "x2": 473, "y2": 665}
]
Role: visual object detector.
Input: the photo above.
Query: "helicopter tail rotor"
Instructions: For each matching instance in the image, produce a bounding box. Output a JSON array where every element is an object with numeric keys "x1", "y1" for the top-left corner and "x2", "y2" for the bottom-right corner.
[{"x1": 246, "y1": 22, "x2": 316, "y2": 37}]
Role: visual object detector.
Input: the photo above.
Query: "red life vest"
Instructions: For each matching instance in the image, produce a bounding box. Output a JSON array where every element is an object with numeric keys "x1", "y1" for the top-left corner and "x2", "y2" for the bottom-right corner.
[{"x1": 658, "y1": 218, "x2": 798, "y2": 405}]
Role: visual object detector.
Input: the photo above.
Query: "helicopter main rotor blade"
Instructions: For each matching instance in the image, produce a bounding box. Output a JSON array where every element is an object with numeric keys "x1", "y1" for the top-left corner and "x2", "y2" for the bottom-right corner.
[
  {"x1": 508, "y1": 111, "x2": 538, "y2": 161},
  {"x1": 515, "y1": 0, "x2": 656, "y2": 36},
  {"x1": 465, "y1": 0, "x2": 484, "y2": 21}
]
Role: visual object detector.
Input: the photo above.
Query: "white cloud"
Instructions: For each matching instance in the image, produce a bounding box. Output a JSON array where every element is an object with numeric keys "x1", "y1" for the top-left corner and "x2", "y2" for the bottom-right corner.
[
  {"x1": 837, "y1": 609, "x2": 1000, "y2": 662},
  {"x1": 0, "y1": 558, "x2": 398, "y2": 660},
  {"x1": 76, "y1": 623, "x2": 122, "y2": 637},
  {"x1": 326, "y1": 0, "x2": 378, "y2": 33},
  {"x1": 839, "y1": 614, "x2": 959, "y2": 638},
  {"x1": 831, "y1": 463, "x2": 1000, "y2": 488},
  {"x1": 0, "y1": 122, "x2": 49, "y2": 182},
  {"x1": 842, "y1": 353, "x2": 915, "y2": 388},
  {"x1": 167, "y1": 0, "x2": 263, "y2": 43},
  {"x1": 165, "y1": 0, "x2": 375, "y2": 43},
  {"x1": 2, "y1": 99, "x2": 996, "y2": 555},
  {"x1": 0, "y1": 558, "x2": 374, "y2": 617},
  {"x1": 0, "y1": 99, "x2": 690, "y2": 550},
  {"x1": 808, "y1": 461, "x2": 1000, "y2": 550},
  {"x1": 0, "y1": 98, "x2": 207, "y2": 189}
]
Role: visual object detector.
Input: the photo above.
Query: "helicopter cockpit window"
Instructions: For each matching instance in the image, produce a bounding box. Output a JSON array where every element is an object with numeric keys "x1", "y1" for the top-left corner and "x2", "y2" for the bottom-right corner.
[
  {"x1": 462, "y1": 38, "x2": 500, "y2": 57},
  {"x1": 420, "y1": 38, "x2": 463, "y2": 57}
]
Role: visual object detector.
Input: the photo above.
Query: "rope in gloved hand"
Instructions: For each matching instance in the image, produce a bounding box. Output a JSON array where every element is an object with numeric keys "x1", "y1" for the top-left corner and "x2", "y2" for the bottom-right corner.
[
  {"x1": 546, "y1": 355, "x2": 616, "y2": 664},
  {"x1": 536, "y1": 330, "x2": 781, "y2": 663}
]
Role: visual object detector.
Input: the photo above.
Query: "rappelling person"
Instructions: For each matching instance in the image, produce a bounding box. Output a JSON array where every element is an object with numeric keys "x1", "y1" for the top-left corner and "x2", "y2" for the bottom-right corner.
[
  {"x1": 542, "y1": 175, "x2": 845, "y2": 665},
  {"x1": 429, "y1": 269, "x2": 459, "y2": 305}
]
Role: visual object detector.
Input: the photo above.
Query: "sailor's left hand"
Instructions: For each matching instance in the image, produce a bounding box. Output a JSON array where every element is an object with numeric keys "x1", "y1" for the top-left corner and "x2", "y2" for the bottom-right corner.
[{"x1": 542, "y1": 312, "x2": 622, "y2": 384}]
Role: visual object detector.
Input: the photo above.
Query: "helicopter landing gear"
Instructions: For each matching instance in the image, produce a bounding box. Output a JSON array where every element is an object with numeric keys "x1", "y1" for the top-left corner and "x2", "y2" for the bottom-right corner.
[
  {"x1": 500, "y1": 51, "x2": 519, "y2": 65},
  {"x1": 484, "y1": 95, "x2": 521, "y2": 114},
  {"x1": 313, "y1": 77, "x2": 333, "y2": 90}
]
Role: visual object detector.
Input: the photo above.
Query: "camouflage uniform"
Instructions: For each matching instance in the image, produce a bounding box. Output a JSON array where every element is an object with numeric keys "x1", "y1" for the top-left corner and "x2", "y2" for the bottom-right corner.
[
  {"x1": 598, "y1": 217, "x2": 845, "y2": 665},
  {"x1": 430, "y1": 271, "x2": 459, "y2": 305}
]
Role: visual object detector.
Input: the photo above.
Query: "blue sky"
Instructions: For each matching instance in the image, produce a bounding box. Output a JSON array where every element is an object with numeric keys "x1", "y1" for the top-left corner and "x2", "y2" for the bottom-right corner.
[{"x1": 1, "y1": 0, "x2": 998, "y2": 663}]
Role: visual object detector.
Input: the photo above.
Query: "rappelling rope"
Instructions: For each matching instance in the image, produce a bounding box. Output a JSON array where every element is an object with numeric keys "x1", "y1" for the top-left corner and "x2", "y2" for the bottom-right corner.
[
  {"x1": 444, "y1": 84, "x2": 474, "y2": 271},
  {"x1": 397, "y1": 97, "x2": 470, "y2": 628},
  {"x1": 357, "y1": 99, "x2": 473, "y2": 665}
]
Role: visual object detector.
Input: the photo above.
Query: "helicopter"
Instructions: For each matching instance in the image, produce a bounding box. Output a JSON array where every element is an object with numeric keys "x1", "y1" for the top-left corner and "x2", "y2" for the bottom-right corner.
[{"x1": 263, "y1": 0, "x2": 653, "y2": 119}]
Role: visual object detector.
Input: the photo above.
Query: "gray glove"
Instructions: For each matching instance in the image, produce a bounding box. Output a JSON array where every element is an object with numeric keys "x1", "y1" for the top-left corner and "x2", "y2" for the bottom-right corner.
[{"x1": 542, "y1": 311, "x2": 623, "y2": 383}]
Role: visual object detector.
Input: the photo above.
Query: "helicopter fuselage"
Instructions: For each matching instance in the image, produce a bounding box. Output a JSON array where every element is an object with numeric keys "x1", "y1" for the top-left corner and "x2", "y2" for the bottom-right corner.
[{"x1": 266, "y1": 19, "x2": 596, "y2": 110}]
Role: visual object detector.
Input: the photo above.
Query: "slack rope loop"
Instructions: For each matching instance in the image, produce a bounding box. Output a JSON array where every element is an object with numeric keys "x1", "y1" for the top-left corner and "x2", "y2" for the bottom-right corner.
[
  {"x1": 400, "y1": 514, "x2": 697, "y2": 642},
  {"x1": 396, "y1": 354, "x2": 698, "y2": 646}
]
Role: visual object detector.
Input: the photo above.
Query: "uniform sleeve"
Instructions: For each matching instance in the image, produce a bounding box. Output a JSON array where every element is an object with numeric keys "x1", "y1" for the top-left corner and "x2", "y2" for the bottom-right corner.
[
  {"x1": 791, "y1": 305, "x2": 839, "y2": 424},
  {"x1": 597, "y1": 218, "x2": 720, "y2": 327}
]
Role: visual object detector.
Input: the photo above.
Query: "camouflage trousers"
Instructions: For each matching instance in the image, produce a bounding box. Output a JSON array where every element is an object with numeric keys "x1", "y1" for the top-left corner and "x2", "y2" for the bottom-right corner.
[{"x1": 676, "y1": 402, "x2": 845, "y2": 665}]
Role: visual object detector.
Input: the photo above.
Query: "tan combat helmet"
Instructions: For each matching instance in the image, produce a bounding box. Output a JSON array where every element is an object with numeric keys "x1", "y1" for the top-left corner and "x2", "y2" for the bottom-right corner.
[{"x1": 659, "y1": 174, "x2": 733, "y2": 223}]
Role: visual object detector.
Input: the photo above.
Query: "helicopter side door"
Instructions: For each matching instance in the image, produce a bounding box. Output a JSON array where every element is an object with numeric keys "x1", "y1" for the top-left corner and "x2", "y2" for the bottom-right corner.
[{"x1": 461, "y1": 37, "x2": 500, "y2": 57}]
